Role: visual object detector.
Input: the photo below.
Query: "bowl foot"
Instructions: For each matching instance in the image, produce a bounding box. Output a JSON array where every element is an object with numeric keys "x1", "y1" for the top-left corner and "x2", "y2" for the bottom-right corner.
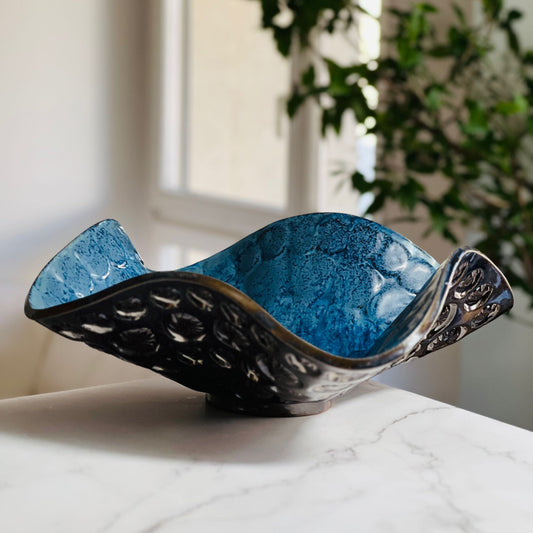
[{"x1": 205, "y1": 394, "x2": 332, "y2": 417}]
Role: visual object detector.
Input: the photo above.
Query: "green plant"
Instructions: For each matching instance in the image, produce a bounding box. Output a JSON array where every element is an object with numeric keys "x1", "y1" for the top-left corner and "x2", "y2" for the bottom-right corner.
[{"x1": 256, "y1": 0, "x2": 533, "y2": 308}]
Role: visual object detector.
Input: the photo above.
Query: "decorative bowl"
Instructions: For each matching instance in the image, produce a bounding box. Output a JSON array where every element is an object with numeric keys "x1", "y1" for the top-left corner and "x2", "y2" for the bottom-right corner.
[{"x1": 25, "y1": 213, "x2": 513, "y2": 416}]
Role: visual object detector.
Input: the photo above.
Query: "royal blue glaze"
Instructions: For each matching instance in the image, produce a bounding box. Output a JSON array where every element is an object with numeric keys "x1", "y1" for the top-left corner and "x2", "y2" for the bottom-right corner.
[{"x1": 28, "y1": 214, "x2": 439, "y2": 358}]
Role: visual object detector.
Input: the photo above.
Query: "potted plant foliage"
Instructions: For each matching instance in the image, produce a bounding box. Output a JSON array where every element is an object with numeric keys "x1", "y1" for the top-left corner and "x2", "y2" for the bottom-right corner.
[{"x1": 257, "y1": 0, "x2": 533, "y2": 312}]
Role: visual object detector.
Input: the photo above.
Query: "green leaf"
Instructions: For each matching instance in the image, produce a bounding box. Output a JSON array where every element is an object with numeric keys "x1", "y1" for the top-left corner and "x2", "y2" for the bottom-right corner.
[
  {"x1": 507, "y1": 9, "x2": 523, "y2": 22},
  {"x1": 321, "y1": 106, "x2": 345, "y2": 135},
  {"x1": 416, "y1": 3, "x2": 438, "y2": 14},
  {"x1": 452, "y1": 3, "x2": 466, "y2": 25},
  {"x1": 259, "y1": 0, "x2": 281, "y2": 28},
  {"x1": 428, "y1": 204, "x2": 449, "y2": 234},
  {"x1": 405, "y1": 144, "x2": 441, "y2": 173},
  {"x1": 287, "y1": 93, "x2": 305, "y2": 118},
  {"x1": 397, "y1": 177, "x2": 425, "y2": 211},
  {"x1": 301, "y1": 65, "x2": 315, "y2": 87},
  {"x1": 325, "y1": 59, "x2": 350, "y2": 95},
  {"x1": 495, "y1": 94, "x2": 528, "y2": 115},
  {"x1": 397, "y1": 38, "x2": 422, "y2": 68},
  {"x1": 514, "y1": 93, "x2": 529, "y2": 112},
  {"x1": 504, "y1": 24, "x2": 521, "y2": 55},
  {"x1": 442, "y1": 227, "x2": 459, "y2": 244},
  {"x1": 426, "y1": 86, "x2": 443, "y2": 110},
  {"x1": 354, "y1": 4, "x2": 377, "y2": 20},
  {"x1": 407, "y1": 12, "x2": 423, "y2": 42},
  {"x1": 523, "y1": 51, "x2": 533, "y2": 64},
  {"x1": 526, "y1": 116, "x2": 533, "y2": 135},
  {"x1": 351, "y1": 96, "x2": 372, "y2": 124},
  {"x1": 366, "y1": 192, "x2": 387, "y2": 214},
  {"x1": 405, "y1": 4, "x2": 437, "y2": 44},
  {"x1": 429, "y1": 45, "x2": 452, "y2": 58},
  {"x1": 273, "y1": 26, "x2": 292, "y2": 57},
  {"x1": 351, "y1": 171, "x2": 374, "y2": 193},
  {"x1": 442, "y1": 187, "x2": 466, "y2": 211},
  {"x1": 463, "y1": 100, "x2": 489, "y2": 136},
  {"x1": 482, "y1": 0, "x2": 503, "y2": 19},
  {"x1": 388, "y1": 8, "x2": 410, "y2": 20},
  {"x1": 495, "y1": 102, "x2": 517, "y2": 115},
  {"x1": 448, "y1": 27, "x2": 470, "y2": 57}
]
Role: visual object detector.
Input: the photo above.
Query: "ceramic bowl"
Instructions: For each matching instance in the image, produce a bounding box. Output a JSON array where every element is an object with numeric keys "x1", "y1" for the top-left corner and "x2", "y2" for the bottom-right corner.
[{"x1": 25, "y1": 213, "x2": 513, "y2": 416}]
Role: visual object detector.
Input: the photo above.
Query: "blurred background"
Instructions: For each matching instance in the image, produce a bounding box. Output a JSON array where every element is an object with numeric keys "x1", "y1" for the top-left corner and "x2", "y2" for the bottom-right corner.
[{"x1": 1, "y1": 0, "x2": 531, "y2": 429}]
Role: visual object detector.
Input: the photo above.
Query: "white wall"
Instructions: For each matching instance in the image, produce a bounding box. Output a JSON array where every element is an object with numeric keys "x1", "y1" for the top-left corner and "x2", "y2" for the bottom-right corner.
[{"x1": 0, "y1": 0, "x2": 154, "y2": 397}]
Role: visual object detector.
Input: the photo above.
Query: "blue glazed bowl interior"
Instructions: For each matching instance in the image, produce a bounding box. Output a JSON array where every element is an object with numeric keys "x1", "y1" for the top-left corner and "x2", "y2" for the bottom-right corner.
[
  {"x1": 28, "y1": 221, "x2": 149, "y2": 310},
  {"x1": 28, "y1": 214, "x2": 439, "y2": 359}
]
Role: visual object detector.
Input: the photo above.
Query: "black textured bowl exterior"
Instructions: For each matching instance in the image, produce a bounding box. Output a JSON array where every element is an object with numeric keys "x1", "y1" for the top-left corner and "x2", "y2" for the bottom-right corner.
[{"x1": 25, "y1": 249, "x2": 513, "y2": 416}]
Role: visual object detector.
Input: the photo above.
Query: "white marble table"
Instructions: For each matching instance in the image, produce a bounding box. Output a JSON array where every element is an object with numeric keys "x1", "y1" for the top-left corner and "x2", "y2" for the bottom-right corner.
[{"x1": 0, "y1": 378, "x2": 531, "y2": 533}]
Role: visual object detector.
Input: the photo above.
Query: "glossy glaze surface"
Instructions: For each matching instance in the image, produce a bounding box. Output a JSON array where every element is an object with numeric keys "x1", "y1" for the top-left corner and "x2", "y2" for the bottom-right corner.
[
  {"x1": 29, "y1": 214, "x2": 439, "y2": 357},
  {"x1": 184, "y1": 214, "x2": 439, "y2": 356},
  {"x1": 25, "y1": 214, "x2": 513, "y2": 416},
  {"x1": 28, "y1": 220, "x2": 148, "y2": 310}
]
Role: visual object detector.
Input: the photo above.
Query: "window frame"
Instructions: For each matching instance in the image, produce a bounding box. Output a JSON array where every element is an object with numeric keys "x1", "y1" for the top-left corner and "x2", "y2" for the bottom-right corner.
[{"x1": 148, "y1": 0, "x2": 323, "y2": 241}]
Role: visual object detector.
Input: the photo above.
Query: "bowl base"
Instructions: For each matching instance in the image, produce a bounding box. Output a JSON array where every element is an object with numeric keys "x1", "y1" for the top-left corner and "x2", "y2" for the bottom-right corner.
[{"x1": 206, "y1": 394, "x2": 332, "y2": 417}]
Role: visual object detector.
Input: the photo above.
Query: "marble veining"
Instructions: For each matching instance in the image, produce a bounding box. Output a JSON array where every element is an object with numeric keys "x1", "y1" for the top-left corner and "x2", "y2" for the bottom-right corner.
[{"x1": 0, "y1": 379, "x2": 531, "y2": 533}]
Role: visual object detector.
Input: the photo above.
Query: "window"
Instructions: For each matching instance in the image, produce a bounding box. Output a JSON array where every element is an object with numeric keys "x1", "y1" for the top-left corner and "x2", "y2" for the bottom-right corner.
[{"x1": 150, "y1": 0, "x2": 381, "y2": 268}]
